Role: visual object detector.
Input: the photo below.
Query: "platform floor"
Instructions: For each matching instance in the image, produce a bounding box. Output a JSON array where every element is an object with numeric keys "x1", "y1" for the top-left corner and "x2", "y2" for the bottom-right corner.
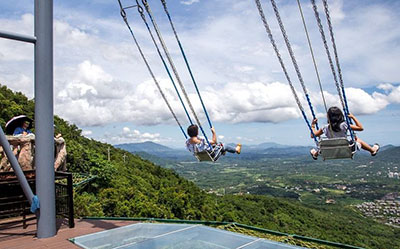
[{"x1": 0, "y1": 218, "x2": 137, "y2": 249}]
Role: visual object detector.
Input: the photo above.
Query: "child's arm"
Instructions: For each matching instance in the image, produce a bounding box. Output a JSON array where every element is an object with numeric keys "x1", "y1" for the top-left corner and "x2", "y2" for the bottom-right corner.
[
  {"x1": 348, "y1": 114, "x2": 364, "y2": 131},
  {"x1": 311, "y1": 118, "x2": 323, "y2": 138},
  {"x1": 210, "y1": 127, "x2": 217, "y2": 145}
]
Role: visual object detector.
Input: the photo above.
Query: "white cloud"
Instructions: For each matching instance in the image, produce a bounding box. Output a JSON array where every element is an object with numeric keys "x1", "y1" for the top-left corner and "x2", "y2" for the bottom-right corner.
[
  {"x1": 1, "y1": 1, "x2": 400, "y2": 132},
  {"x1": 385, "y1": 85, "x2": 400, "y2": 104},
  {"x1": 345, "y1": 88, "x2": 389, "y2": 115},
  {"x1": 0, "y1": 74, "x2": 33, "y2": 98},
  {"x1": 378, "y1": 83, "x2": 395, "y2": 92},
  {"x1": 50, "y1": 58, "x2": 400, "y2": 126},
  {"x1": 82, "y1": 130, "x2": 92, "y2": 136},
  {"x1": 180, "y1": 0, "x2": 199, "y2": 6},
  {"x1": 105, "y1": 127, "x2": 161, "y2": 144}
]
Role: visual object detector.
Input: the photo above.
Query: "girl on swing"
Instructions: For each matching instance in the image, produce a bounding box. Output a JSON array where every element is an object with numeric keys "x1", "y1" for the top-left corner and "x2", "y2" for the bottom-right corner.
[
  {"x1": 185, "y1": 124, "x2": 241, "y2": 156},
  {"x1": 310, "y1": 106, "x2": 380, "y2": 160}
]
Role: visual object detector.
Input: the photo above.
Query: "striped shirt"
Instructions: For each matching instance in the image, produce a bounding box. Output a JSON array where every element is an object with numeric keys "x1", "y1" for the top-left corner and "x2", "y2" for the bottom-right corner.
[{"x1": 185, "y1": 136, "x2": 209, "y2": 153}]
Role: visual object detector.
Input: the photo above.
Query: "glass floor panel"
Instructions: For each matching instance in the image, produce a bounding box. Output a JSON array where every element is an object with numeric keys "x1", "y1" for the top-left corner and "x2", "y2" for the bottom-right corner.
[{"x1": 72, "y1": 223, "x2": 305, "y2": 249}]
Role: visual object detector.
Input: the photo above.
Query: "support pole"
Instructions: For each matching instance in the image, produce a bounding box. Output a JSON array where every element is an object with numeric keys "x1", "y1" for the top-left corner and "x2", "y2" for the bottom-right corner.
[
  {"x1": 0, "y1": 30, "x2": 36, "y2": 44},
  {"x1": 35, "y1": 0, "x2": 56, "y2": 238}
]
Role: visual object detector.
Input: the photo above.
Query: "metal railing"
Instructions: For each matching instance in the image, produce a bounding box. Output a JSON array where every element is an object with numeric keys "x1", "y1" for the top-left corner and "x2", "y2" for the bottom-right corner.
[{"x1": 0, "y1": 170, "x2": 74, "y2": 229}]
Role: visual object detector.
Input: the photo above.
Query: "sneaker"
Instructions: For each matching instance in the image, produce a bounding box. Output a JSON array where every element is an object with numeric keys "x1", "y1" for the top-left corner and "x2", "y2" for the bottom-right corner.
[
  {"x1": 371, "y1": 143, "x2": 380, "y2": 156},
  {"x1": 236, "y1": 144, "x2": 242, "y2": 154},
  {"x1": 310, "y1": 149, "x2": 318, "y2": 160}
]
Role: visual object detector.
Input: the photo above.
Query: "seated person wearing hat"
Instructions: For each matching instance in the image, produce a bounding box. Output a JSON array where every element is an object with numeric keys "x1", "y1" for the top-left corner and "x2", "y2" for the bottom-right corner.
[{"x1": 13, "y1": 121, "x2": 32, "y2": 136}]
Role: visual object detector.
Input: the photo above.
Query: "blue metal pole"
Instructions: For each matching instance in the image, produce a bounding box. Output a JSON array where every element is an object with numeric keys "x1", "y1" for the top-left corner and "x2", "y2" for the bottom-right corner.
[{"x1": 35, "y1": 0, "x2": 56, "y2": 238}]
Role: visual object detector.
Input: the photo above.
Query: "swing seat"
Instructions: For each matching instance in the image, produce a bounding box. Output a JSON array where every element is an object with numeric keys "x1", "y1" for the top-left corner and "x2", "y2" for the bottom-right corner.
[
  {"x1": 319, "y1": 138, "x2": 355, "y2": 160},
  {"x1": 194, "y1": 144, "x2": 224, "y2": 162}
]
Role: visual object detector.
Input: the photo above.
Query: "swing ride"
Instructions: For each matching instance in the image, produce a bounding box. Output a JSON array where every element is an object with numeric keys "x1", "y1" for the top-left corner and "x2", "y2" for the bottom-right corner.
[
  {"x1": 117, "y1": 0, "x2": 368, "y2": 161},
  {"x1": 118, "y1": 0, "x2": 223, "y2": 162},
  {"x1": 255, "y1": 0, "x2": 357, "y2": 160}
]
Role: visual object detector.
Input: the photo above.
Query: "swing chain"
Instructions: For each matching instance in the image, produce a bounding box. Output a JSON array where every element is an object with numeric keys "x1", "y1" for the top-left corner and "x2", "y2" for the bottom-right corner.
[
  {"x1": 120, "y1": 8, "x2": 127, "y2": 18},
  {"x1": 141, "y1": 0, "x2": 201, "y2": 128},
  {"x1": 310, "y1": 0, "x2": 345, "y2": 111},
  {"x1": 135, "y1": 0, "x2": 194, "y2": 125},
  {"x1": 321, "y1": 0, "x2": 355, "y2": 140},
  {"x1": 254, "y1": 0, "x2": 318, "y2": 144},
  {"x1": 140, "y1": 0, "x2": 213, "y2": 146},
  {"x1": 296, "y1": 0, "x2": 328, "y2": 113},
  {"x1": 160, "y1": 0, "x2": 213, "y2": 129},
  {"x1": 254, "y1": 0, "x2": 303, "y2": 113},
  {"x1": 270, "y1": 0, "x2": 319, "y2": 129},
  {"x1": 136, "y1": 0, "x2": 144, "y2": 16},
  {"x1": 117, "y1": 0, "x2": 188, "y2": 139},
  {"x1": 271, "y1": 0, "x2": 307, "y2": 97},
  {"x1": 118, "y1": 0, "x2": 127, "y2": 19},
  {"x1": 322, "y1": 0, "x2": 346, "y2": 113}
]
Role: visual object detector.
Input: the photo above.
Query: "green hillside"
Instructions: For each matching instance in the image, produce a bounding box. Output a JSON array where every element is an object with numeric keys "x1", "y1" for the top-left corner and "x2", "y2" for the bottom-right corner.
[{"x1": 1, "y1": 84, "x2": 399, "y2": 248}]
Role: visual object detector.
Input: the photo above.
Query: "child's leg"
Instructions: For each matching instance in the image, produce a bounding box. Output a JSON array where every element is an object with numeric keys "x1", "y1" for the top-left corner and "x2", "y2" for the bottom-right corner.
[
  {"x1": 356, "y1": 137, "x2": 376, "y2": 154},
  {"x1": 223, "y1": 145, "x2": 237, "y2": 154},
  {"x1": 222, "y1": 144, "x2": 241, "y2": 154}
]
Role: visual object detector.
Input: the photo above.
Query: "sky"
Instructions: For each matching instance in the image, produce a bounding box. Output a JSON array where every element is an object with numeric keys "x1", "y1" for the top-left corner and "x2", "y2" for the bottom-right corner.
[{"x1": 0, "y1": 0, "x2": 399, "y2": 148}]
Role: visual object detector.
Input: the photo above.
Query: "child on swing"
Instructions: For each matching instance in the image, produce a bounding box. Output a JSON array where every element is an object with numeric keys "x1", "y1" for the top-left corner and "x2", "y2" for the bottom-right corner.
[
  {"x1": 185, "y1": 124, "x2": 241, "y2": 156},
  {"x1": 310, "y1": 106, "x2": 380, "y2": 160}
]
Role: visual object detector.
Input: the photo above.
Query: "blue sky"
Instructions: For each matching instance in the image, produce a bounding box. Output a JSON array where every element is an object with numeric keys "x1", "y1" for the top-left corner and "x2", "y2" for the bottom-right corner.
[{"x1": 1, "y1": 0, "x2": 399, "y2": 148}]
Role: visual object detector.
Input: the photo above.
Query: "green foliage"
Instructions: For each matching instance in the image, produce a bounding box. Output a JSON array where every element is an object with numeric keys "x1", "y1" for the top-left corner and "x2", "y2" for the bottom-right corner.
[
  {"x1": 0, "y1": 85, "x2": 34, "y2": 128},
  {"x1": 1, "y1": 84, "x2": 399, "y2": 249},
  {"x1": 74, "y1": 192, "x2": 104, "y2": 217}
]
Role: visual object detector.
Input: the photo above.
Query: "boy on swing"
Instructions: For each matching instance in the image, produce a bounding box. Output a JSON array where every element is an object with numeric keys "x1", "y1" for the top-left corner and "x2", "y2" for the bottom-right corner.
[
  {"x1": 310, "y1": 106, "x2": 380, "y2": 159},
  {"x1": 185, "y1": 124, "x2": 241, "y2": 157}
]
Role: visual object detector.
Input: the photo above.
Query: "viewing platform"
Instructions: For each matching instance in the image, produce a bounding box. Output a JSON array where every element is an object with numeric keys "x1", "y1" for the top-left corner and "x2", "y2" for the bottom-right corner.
[
  {"x1": 0, "y1": 217, "x2": 366, "y2": 249},
  {"x1": 0, "y1": 218, "x2": 138, "y2": 249}
]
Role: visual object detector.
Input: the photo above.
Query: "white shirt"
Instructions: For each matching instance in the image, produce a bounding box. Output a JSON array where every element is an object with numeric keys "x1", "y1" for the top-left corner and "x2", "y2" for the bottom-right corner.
[
  {"x1": 323, "y1": 122, "x2": 348, "y2": 138},
  {"x1": 185, "y1": 136, "x2": 209, "y2": 153}
]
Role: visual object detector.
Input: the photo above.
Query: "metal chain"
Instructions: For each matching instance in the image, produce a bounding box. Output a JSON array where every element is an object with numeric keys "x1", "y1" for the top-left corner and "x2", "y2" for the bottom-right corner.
[
  {"x1": 322, "y1": 0, "x2": 354, "y2": 140},
  {"x1": 160, "y1": 0, "x2": 213, "y2": 129},
  {"x1": 270, "y1": 0, "x2": 319, "y2": 129},
  {"x1": 310, "y1": 0, "x2": 345, "y2": 111},
  {"x1": 141, "y1": 0, "x2": 202, "y2": 129},
  {"x1": 117, "y1": 0, "x2": 187, "y2": 139},
  {"x1": 296, "y1": 0, "x2": 328, "y2": 113},
  {"x1": 322, "y1": 0, "x2": 347, "y2": 113},
  {"x1": 254, "y1": 0, "x2": 318, "y2": 144},
  {"x1": 135, "y1": 2, "x2": 193, "y2": 125},
  {"x1": 270, "y1": 0, "x2": 309, "y2": 99},
  {"x1": 140, "y1": 0, "x2": 212, "y2": 146}
]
